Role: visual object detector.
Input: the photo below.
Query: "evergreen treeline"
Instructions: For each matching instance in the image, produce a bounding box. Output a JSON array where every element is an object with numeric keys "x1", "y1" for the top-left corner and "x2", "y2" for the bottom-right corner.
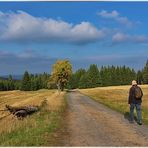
[
  {"x1": 0, "y1": 60, "x2": 148, "y2": 91},
  {"x1": 67, "y1": 60, "x2": 148, "y2": 89},
  {"x1": 0, "y1": 72, "x2": 50, "y2": 91},
  {"x1": 0, "y1": 75, "x2": 20, "y2": 91},
  {"x1": 21, "y1": 71, "x2": 50, "y2": 91}
]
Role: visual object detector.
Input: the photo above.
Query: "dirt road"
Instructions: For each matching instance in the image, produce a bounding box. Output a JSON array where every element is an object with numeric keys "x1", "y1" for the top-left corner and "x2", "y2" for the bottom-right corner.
[{"x1": 63, "y1": 90, "x2": 148, "y2": 146}]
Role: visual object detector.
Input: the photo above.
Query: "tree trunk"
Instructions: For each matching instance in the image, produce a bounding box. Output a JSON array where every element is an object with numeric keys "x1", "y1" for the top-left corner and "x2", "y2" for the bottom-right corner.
[{"x1": 61, "y1": 82, "x2": 64, "y2": 91}]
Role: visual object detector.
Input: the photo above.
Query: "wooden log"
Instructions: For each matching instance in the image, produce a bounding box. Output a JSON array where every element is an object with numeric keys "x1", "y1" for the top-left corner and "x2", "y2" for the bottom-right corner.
[
  {"x1": 14, "y1": 110, "x2": 28, "y2": 119},
  {"x1": 5, "y1": 104, "x2": 39, "y2": 118}
]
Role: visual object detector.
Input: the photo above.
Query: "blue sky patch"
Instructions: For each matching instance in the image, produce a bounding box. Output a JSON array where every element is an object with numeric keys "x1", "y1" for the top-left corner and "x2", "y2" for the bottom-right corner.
[{"x1": 0, "y1": 2, "x2": 148, "y2": 75}]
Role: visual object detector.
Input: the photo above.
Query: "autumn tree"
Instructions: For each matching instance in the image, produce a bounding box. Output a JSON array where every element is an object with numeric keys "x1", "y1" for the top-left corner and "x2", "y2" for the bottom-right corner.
[{"x1": 49, "y1": 60, "x2": 72, "y2": 91}]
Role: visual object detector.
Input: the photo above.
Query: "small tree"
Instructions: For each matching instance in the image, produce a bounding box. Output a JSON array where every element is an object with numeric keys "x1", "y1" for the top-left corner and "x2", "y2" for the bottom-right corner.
[
  {"x1": 8, "y1": 75, "x2": 15, "y2": 90},
  {"x1": 87, "y1": 64, "x2": 101, "y2": 88},
  {"x1": 71, "y1": 68, "x2": 86, "y2": 88},
  {"x1": 49, "y1": 60, "x2": 72, "y2": 91},
  {"x1": 143, "y1": 60, "x2": 148, "y2": 84},
  {"x1": 79, "y1": 73, "x2": 89, "y2": 89},
  {"x1": 21, "y1": 71, "x2": 31, "y2": 91},
  {"x1": 137, "y1": 70, "x2": 143, "y2": 85}
]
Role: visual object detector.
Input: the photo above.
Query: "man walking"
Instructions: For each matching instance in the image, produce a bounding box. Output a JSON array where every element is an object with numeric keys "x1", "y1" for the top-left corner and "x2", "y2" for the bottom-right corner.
[{"x1": 128, "y1": 80, "x2": 143, "y2": 125}]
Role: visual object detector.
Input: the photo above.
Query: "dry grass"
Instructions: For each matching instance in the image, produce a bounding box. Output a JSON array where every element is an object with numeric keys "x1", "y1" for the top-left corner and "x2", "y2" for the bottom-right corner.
[
  {"x1": 46, "y1": 91, "x2": 66, "y2": 111},
  {"x1": 0, "y1": 89, "x2": 55, "y2": 108},
  {"x1": 0, "y1": 89, "x2": 66, "y2": 145},
  {"x1": 80, "y1": 85, "x2": 148, "y2": 124},
  {"x1": 0, "y1": 89, "x2": 54, "y2": 120}
]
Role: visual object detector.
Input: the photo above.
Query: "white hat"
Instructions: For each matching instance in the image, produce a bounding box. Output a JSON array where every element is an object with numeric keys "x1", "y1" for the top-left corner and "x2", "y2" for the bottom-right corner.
[{"x1": 132, "y1": 80, "x2": 137, "y2": 86}]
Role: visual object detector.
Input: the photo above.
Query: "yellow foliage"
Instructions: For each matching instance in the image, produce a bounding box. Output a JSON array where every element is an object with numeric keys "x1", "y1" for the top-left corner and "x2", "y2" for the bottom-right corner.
[{"x1": 51, "y1": 59, "x2": 72, "y2": 83}]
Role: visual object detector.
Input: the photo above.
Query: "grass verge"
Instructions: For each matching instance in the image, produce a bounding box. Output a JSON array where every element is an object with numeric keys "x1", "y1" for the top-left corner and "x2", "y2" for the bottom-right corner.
[
  {"x1": 0, "y1": 91, "x2": 67, "y2": 146},
  {"x1": 80, "y1": 85, "x2": 148, "y2": 125}
]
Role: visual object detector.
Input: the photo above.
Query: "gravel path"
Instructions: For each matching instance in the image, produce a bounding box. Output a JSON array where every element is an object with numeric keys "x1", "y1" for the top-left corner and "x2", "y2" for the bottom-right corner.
[{"x1": 63, "y1": 90, "x2": 148, "y2": 146}]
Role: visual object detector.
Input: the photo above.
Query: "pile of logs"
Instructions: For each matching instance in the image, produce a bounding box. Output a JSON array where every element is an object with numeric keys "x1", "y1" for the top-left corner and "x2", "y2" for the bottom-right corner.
[{"x1": 5, "y1": 104, "x2": 39, "y2": 119}]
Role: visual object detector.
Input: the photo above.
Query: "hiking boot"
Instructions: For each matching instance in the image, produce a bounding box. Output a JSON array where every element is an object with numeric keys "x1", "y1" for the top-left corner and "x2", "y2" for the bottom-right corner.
[{"x1": 137, "y1": 122, "x2": 142, "y2": 125}]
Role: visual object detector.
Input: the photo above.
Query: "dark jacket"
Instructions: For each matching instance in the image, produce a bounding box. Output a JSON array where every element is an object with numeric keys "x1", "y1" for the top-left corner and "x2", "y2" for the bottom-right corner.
[{"x1": 128, "y1": 85, "x2": 143, "y2": 104}]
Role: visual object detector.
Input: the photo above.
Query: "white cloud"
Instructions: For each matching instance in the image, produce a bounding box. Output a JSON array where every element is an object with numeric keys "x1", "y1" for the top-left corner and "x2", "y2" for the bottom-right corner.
[
  {"x1": 18, "y1": 49, "x2": 39, "y2": 58},
  {"x1": 0, "y1": 11, "x2": 106, "y2": 45},
  {"x1": 132, "y1": 35, "x2": 148, "y2": 43},
  {"x1": 112, "y1": 32, "x2": 129, "y2": 43},
  {"x1": 98, "y1": 10, "x2": 119, "y2": 19},
  {"x1": 0, "y1": 10, "x2": 147, "y2": 47},
  {"x1": 97, "y1": 10, "x2": 133, "y2": 27},
  {"x1": 112, "y1": 32, "x2": 148, "y2": 44}
]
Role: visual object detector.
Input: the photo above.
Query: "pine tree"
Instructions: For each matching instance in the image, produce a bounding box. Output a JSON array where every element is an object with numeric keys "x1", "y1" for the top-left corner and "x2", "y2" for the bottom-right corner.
[
  {"x1": 143, "y1": 60, "x2": 148, "y2": 84},
  {"x1": 79, "y1": 73, "x2": 89, "y2": 89},
  {"x1": 137, "y1": 70, "x2": 143, "y2": 84},
  {"x1": 0, "y1": 81, "x2": 4, "y2": 90},
  {"x1": 100, "y1": 66, "x2": 111, "y2": 86},
  {"x1": 41, "y1": 72, "x2": 49, "y2": 89},
  {"x1": 131, "y1": 69, "x2": 136, "y2": 83},
  {"x1": 66, "y1": 74, "x2": 77, "y2": 89},
  {"x1": 113, "y1": 66, "x2": 120, "y2": 86},
  {"x1": 87, "y1": 64, "x2": 101, "y2": 88},
  {"x1": 30, "y1": 74, "x2": 36, "y2": 90},
  {"x1": 74, "y1": 68, "x2": 86, "y2": 88},
  {"x1": 8, "y1": 75, "x2": 15, "y2": 90},
  {"x1": 21, "y1": 71, "x2": 31, "y2": 91},
  {"x1": 14, "y1": 81, "x2": 21, "y2": 90}
]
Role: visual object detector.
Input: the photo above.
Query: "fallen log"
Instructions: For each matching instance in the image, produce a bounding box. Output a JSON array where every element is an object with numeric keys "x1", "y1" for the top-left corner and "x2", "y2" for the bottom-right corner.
[
  {"x1": 5, "y1": 104, "x2": 39, "y2": 119},
  {"x1": 14, "y1": 110, "x2": 28, "y2": 118}
]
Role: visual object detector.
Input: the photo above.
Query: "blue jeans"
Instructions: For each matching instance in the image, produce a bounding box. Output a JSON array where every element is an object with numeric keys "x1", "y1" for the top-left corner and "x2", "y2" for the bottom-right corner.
[{"x1": 130, "y1": 103, "x2": 142, "y2": 123}]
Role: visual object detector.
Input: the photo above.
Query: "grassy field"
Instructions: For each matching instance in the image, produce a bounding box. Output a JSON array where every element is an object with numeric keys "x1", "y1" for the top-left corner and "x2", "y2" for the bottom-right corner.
[
  {"x1": 80, "y1": 85, "x2": 148, "y2": 124},
  {"x1": 0, "y1": 89, "x2": 66, "y2": 146}
]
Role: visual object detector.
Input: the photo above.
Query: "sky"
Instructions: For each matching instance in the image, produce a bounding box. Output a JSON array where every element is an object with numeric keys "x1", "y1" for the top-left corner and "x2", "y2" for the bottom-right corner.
[{"x1": 0, "y1": 1, "x2": 148, "y2": 75}]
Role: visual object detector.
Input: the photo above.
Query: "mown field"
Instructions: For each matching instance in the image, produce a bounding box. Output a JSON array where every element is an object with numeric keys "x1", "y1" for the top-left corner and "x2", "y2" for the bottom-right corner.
[
  {"x1": 0, "y1": 89, "x2": 66, "y2": 146},
  {"x1": 80, "y1": 85, "x2": 148, "y2": 124}
]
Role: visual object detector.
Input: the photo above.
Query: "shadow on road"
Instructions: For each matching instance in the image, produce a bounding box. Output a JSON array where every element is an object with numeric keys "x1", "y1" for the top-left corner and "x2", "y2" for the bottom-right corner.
[
  {"x1": 66, "y1": 89, "x2": 79, "y2": 93},
  {"x1": 124, "y1": 112, "x2": 130, "y2": 121},
  {"x1": 124, "y1": 112, "x2": 138, "y2": 123}
]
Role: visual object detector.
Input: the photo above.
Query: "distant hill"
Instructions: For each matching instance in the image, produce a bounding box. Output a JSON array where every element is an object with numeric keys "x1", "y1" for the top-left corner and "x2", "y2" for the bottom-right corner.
[
  {"x1": 0, "y1": 75, "x2": 23, "y2": 80},
  {"x1": 0, "y1": 77, "x2": 8, "y2": 80}
]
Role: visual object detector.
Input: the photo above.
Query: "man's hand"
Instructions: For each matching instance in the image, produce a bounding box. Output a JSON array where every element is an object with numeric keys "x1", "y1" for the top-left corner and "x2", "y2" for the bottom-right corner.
[{"x1": 129, "y1": 104, "x2": 131, "y2": 108}]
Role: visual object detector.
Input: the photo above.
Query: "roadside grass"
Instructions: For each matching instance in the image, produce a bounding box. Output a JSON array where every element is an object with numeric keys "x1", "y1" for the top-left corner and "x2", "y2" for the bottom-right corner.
[
  {"x1": 0, "y1": 90, "x2": 66, "y2": 146},
  {"x1": 80, "y1": 85, "x2": 148, "y2": 124}
]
